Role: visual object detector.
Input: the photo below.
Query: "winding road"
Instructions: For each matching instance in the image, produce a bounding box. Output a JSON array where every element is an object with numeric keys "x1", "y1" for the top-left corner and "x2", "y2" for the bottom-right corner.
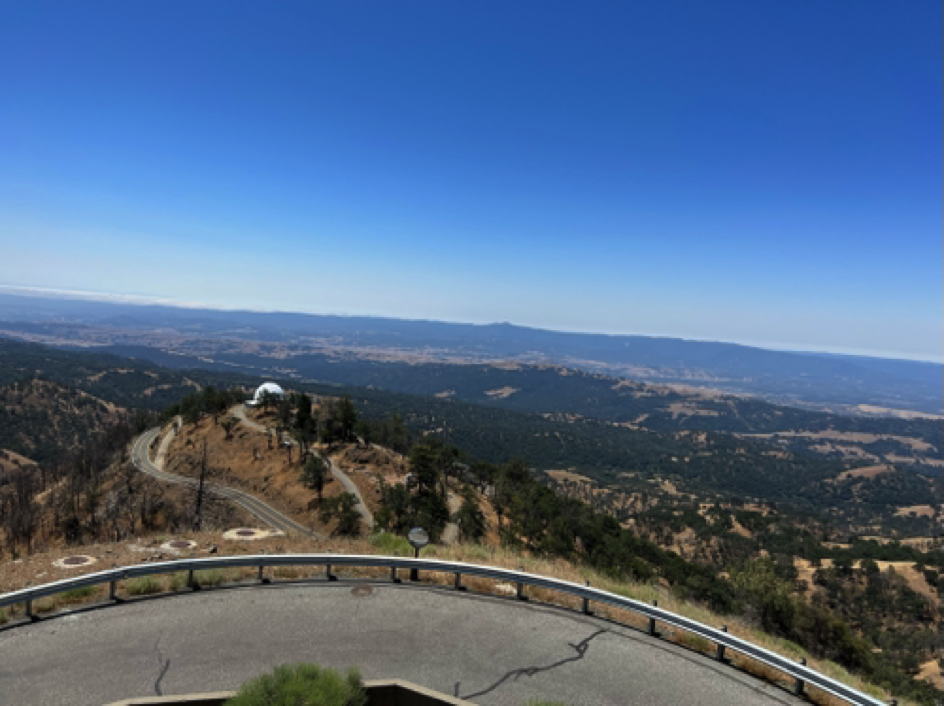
[
  {"x1": 0, "y1": 581, "x2": 803, "y2": 706},
  {"x1": 131, "y1": 426, "x2": 321, "y2": 539}
]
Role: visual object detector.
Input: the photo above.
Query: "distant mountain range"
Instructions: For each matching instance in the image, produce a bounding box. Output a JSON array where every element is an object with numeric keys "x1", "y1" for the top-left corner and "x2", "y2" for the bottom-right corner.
[{"x1": 0, "y1": 292, "x2": 939, "y2": 414}]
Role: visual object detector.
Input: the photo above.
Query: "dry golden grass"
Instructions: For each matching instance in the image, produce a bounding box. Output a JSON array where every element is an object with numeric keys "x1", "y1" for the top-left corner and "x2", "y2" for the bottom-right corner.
[
  {"x1": 894, "y1": 505, "x2": 935, "y2": 518},
  {"x1": 917, "y1": 659, "x2": 943, "y2": 689},
  {"x1": 834, "y1": 464, "x2": 892, "y2": 482},
  {"x1": 546, "y1": 470, "x2": 594, "y2": 484}
]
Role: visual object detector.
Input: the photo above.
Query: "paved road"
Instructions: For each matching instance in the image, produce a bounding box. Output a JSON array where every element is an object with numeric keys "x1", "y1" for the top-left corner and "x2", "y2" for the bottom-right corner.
[
  {"x1": 132, "y1": 427, "x2": 322, "y2": 539},
  {"x1": 0, "y1": 582, "x2": 802, "y2": 706},
  {"x1": 232, "y1": 405, "x2": 375, "y2": 529}
]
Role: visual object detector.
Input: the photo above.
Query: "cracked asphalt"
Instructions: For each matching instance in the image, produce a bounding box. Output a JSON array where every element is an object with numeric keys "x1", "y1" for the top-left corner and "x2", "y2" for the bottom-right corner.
[{"x1": 0, "y1": 582, "x2": 804, "y2": 705}]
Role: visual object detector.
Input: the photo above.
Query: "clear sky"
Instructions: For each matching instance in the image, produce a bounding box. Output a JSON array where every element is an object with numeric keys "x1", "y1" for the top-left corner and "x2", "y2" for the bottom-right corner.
[{"x1": 1, "y1": 1, "x2": 940, "y2": 361}]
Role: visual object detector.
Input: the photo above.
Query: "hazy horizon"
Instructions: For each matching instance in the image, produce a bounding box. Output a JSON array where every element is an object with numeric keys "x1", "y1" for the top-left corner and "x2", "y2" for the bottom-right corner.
[{"x1": 1, "y1": 283, "x2": 939, "y2": 365}]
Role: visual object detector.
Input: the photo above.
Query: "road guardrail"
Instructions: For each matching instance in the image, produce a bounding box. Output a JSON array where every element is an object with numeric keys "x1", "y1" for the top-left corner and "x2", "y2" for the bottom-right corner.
[{"x1": 0, "y1": 554, "x2": 889, "y2": 705}]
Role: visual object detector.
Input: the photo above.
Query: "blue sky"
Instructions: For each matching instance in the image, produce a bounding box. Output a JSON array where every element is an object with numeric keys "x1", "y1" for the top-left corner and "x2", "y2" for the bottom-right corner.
[{"x1": 1, "y1": 1, "x2": 940, "y2": 361}]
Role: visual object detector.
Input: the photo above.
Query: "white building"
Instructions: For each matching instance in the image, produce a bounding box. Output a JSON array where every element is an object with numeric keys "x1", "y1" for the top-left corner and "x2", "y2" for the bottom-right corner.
[{"x1": 247, "y1": 382, "x2": 285, "y2": 406}]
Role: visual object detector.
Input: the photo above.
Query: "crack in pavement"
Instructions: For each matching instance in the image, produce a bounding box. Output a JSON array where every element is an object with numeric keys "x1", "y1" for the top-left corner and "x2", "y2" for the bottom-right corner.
[
  {"x1": 153, "y1": 630, "x2": 171, "y2": 696},
  {"x1": 457, "y1": 628, "x2": 607, "y2": 700}
]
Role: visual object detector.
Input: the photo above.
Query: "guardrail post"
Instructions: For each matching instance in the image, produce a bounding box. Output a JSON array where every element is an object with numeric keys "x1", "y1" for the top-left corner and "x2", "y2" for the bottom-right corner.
[
  {"x1": 390, "y1": 566, "x2": 401, "y2": 584},
  {"x1": 648, "y1": 600, "x2": 659, "y2": 637},
  {"x1": 24, "y1": 583, "x2": 36, "y2": 621},
  {"x1": 454, "y1": 572, "x2": 466, "y2": 591},
  {"x1": 516, "y1": 567, "x2": 528, "y2": 601},
  {"x1": 794, "y1": 657, "x2": 806, "y2": 696},
  {"x1": 326, "y1": 563, "x2": 337, "y2": 581},
  {"x1": 258, "y1": 565, "x2": 270, "y2": 584},
  {"x1": 715, "y1": 626, "x2": 728, "y2": 662},
  {"x1": 582, "y1": 580, "x2": 593, "y2": 615},
  {"x1": 187, "y1": 569, "x2": 198, "y2": 591},
  {"x1": 109, "y1": 565, "x2": 119, "y2": 602}
]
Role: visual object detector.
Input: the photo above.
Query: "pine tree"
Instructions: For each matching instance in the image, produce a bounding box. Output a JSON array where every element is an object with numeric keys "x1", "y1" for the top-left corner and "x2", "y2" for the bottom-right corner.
[{"x1": 301, "y1": 455, "x2": 328, "y2": 502}]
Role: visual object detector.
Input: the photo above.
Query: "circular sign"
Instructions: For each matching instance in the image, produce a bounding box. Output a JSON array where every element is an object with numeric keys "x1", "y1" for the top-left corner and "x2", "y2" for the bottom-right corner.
[{"x1": 407, "y1": 526, "x2": 429, "y2": 549}]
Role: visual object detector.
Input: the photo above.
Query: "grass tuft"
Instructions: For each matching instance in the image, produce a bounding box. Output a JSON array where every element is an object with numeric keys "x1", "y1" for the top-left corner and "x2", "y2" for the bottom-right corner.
[
  {"x1": 59, "y1": 586, "x2": 99, "y2": 604},
  {"x1": 35, "y1": 598, "x2": 57, "y2": 613},
  {"x1": 126, "y1": 576, "x2": 164, "y2": 596},
  {"x1": 194, "y1": 569, "x2": 225, "y2": 587},
  {"x1": 459, "y1": 543, "x2": 491, "y2": 561},
  {"x1": 673, "y1": 631, "x2": 714, "y2": 655}
]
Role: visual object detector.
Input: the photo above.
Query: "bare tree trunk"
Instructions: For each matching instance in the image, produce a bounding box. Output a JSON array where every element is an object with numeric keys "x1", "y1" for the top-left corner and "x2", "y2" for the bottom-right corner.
[{"x1": 194, "y1": 440, "x2": 208, "y2": 531}]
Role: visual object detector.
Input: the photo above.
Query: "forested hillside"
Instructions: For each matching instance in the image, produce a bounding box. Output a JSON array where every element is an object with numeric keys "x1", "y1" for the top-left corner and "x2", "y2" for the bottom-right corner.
[
  {"x1": 0, "y1": 338, "x2": 205, "y2": 411},
  {"x1": 359, "y1": 390, "x2": 938, "y2": 533},
  {"x1": 0, "y1": 337, "x2": 938, "y2": 533},
  {"x1": 0, "y1": 380, "x2": 126, "y2": 466},
  {"x1": 94, "y1": 343, "x2": 943, "y2": 475}
]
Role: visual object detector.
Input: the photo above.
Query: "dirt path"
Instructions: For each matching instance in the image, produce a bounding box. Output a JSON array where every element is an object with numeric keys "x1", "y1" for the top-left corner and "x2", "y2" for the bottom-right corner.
[
  {"x1": 231, "y1": 405, "x2": 374, "y2": 530},
  {"x1": 154, "y1": 417, "x2": 180, "y2": 470},
  {"x1": 442, "y1": 488, "x2": 462, "y2": 544}
]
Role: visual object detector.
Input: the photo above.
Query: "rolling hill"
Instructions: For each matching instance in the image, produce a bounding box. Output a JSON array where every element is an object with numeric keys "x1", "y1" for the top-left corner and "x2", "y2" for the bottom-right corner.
[{"x1": 0, "y1": 292, "x2": 940, "y2": 414}]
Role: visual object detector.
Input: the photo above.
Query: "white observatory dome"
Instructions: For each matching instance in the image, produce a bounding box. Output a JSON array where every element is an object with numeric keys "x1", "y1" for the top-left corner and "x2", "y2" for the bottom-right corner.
[{"x1": 252, "y1": 382, "x2": 285, "y2": 404}]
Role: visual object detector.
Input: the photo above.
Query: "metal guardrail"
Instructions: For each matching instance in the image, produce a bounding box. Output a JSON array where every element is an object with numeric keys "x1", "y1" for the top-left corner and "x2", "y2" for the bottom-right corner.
[{"x1": 0, "y1": 554, "x2": 888, "y2": 706}]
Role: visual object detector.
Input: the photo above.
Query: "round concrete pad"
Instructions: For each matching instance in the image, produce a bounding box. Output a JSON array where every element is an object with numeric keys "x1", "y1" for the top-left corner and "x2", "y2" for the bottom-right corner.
[
  {"x1": 0, "y1": 583, "x2": 803, "y2": 706},
  {"x1": 222, "y1": 528, "x2": 281, "y2": 541},
  {"x1": 52, "y1": 555, "x2": 97, "y2": 569},
  {"x1": 161, "y1": 540, "x2": 198, "y2": 552}
]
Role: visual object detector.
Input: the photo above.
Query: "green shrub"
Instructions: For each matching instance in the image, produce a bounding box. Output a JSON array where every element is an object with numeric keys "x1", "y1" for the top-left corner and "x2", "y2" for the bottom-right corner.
[
  {"x1": 225, "y1": 663, "x2": 366, "y2": 706},
  {"x1": 59, "y1": 586, "x2": 98, "y2": 604},
  {"x1": 127, "y1": 577, "x2": 163, "y2": 596},
  {"x1": 369, "y1": 532, "x2": 412, "y2": 556}
]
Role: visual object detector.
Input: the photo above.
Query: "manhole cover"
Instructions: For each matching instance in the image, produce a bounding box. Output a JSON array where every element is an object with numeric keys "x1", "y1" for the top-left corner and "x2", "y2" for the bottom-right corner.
[
  {"x1": 237, "y1": 529, "x2": 256, "y2": 537},
  {"x1": 169, "y1": 540, "x2": 194, "y2": 548},
  {"x1": 351, "y1": 585, "x2": 373, "y2": 597}
]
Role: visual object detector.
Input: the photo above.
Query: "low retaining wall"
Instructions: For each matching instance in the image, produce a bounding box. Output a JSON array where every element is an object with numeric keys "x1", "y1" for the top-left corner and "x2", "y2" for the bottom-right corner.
[{"x1": 105, "y1": 679, "x2": 474, "y2": 706}]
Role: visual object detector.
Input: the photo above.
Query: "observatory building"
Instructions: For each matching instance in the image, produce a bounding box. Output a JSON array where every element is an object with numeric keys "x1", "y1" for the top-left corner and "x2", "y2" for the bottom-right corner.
[{"x1": 247, "y1": 381, "x2": 285, "y2": 406}]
